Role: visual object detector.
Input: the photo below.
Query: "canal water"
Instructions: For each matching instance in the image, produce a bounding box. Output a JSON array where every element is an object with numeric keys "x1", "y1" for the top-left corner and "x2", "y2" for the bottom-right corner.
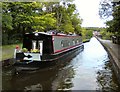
[{"x1": 2, "y1": 37, "x2": 120, "y2": 91}]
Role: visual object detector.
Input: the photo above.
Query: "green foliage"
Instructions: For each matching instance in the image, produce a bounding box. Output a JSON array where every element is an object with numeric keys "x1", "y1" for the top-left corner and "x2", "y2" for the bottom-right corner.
[
  {"x1": 60, "y1": 23, "x2": 74, "y2": 33},
  {"x1": 2, "y1": 14, "x2": 13, "y2": 31},
  {"x1": 2, "y1": 1, "x2": 83, "y2": 45},
  {"x1": 32, "y1": 13, "x2": 56, "y2": 31},
  {"x1": 71, "y1": 14, "x2": 82, "y2": 34},
  {"x1": 106, "y1": 5, "x2": 120, "y2": 36},
  {"x1": 2, "y1": 2, "x2": 56, "y2": 33},
  {"x1": 51, "y1": 2, "x2": 82, "y2": 33},
  {"x1": 2, "y1": 3, "x2": 13, "y2": 32},
  {"x1": 81, "y1": 28, "x2": 93, "y2": 41},
  {"x1": 22, "y1": 48, "x2": 28, "y2": 52},
  {"x1": 100, "y1": 28, "x2": 112, "y2": 40},
  {"x1": 31, "y1": 49, "x2": 40, "y2": 53}
]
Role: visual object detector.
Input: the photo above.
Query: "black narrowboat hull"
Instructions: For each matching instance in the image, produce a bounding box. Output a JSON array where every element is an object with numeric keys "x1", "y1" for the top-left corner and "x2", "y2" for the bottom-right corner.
[
  {"x1": 14, "y1": 32, "x2": 84, "y2": 71},
  {"x1": 14, "y1": 44, "x2": 84, "y2": 70}
]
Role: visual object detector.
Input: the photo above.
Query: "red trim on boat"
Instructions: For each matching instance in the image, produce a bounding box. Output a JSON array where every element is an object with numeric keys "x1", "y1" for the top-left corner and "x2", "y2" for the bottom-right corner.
[
  {"x1": 43, "y1": 44, "x2": 83, "y2": 61},
  {"x1": 52, "y1": 36, "x2": 55, "y2": 53},
  {"x1": 54, "y1": 43, "x2": 82, "y2": 54}
]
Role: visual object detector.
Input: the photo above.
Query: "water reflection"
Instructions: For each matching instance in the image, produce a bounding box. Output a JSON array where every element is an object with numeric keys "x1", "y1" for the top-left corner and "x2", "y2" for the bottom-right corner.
[
  {"x1": 97, "y1": 61, "x2": 120, "y2": 92},
  {"x1": 2, "y1": 37, "x2": 120, "y2": 91},
  {"x1": 68, "y1": 37, "x2": 110, "y2": 90},
  {"x1": 3, "y1": 67, "x2": 57, "y2": 90},
  {"x1": 52, "y1": 65, "x2": 75, "y2": 90}
]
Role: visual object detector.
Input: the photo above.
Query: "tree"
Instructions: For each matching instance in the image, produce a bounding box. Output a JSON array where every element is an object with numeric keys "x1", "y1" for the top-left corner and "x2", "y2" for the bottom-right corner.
[
  {"x1": 49, "y1": 1, "x2": 82, "y2": 33},
  {"x1": 2, "y1": 3, "x2": 13, "y2": 33},
  {"x1": 2, "y1": 1, "x2": 83, "y2": 45},
  {"x1": 99, "y1": 0, "x2": 113, "y2": 19},
  {"x1": 2, "y1": 2, "x2": 57, "y2": 33},
  {"x1": 81, "y1": 28, "x2": 93, "y2": 41},
  {"x1": 99, "y1": 0, "x2": 120, "y2": 35},
  {"x1": 2, "y1": 3, "x2": 13, "y2": 45},
  {"x1": 2, "y1": 2, "x2": 57, "y2": 45},
  {"x1": 106, "y1": 5, "x2": 120, "y2": 35},
  {"x1": 32, "y1": 13, "x2": 56, "y2": 31},
  {"x1": 71, "y1": 14, "x2": 82, "y2": 34}
]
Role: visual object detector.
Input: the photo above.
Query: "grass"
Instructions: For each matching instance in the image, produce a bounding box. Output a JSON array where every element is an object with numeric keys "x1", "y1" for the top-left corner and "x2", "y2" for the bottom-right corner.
[
  {"x1": 1, "y1": 43, "x2": 22, "y2": 61},
  {"x1": 82, "y1": 36, "x2": 92, "y2": 43},
  {"x1": 83, "y1": 39, "x2": 90, "y2": 43}
]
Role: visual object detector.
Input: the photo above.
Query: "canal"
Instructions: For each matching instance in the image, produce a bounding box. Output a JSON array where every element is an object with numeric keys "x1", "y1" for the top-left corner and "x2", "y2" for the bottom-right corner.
[{"x1": 2, "y1": 37, "x2": 120, "y2": 91}]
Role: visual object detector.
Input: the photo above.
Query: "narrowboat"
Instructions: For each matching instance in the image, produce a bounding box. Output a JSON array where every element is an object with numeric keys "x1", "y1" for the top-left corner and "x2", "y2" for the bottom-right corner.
[{"x1": 14, "y1": 31, "x2": 84, "y2": 68}]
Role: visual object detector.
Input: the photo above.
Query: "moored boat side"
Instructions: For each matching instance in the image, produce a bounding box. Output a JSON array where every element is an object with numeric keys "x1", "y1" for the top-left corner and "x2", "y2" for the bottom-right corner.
[{"x1": 13, "y1": 31, "x2": 84, "y2": 68}]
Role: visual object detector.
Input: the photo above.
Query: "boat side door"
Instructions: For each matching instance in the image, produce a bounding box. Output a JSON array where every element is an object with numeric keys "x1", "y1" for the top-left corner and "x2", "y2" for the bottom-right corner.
[{"x1": 38, "y1": 41, "x2": 43, "y2": 55}]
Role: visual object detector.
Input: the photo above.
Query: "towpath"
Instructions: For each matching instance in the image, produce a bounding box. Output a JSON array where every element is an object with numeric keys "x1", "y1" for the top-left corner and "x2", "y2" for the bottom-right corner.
[{"x1": 97, "y1": 37, "x2": 120, "y2": 84}]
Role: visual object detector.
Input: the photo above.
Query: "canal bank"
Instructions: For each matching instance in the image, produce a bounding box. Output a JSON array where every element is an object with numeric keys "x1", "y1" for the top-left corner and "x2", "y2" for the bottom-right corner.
[{"x1": 97, "y1": 37, "x2": 120, "y2": 85}]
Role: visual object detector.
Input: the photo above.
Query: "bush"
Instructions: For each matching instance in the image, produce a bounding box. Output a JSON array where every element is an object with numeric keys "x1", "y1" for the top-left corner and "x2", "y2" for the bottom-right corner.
[
  {"x1": 100, "y1": 30, "x2": 112, "y2": 40},
  {"x1": 81, "y1": 28, "x2": 93, "y2": 41},
  {"x1": 2, "y1": 33, "x2": 8, "y2": 45},
  {"x1": 2, "y1": 33, "x2": 23, "y2": 45}
]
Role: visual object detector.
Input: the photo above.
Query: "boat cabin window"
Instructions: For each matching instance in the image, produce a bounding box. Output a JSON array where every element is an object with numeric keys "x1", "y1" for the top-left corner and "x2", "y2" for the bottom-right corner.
[
  {"x1": 73, "y1": 40, "x2": 75, "y2": 45},
  {"x1": 61, "y1": 40, "x2": 69, "y2": 47},
  {"x1": 77, "y1": 40, "x2": 79, "y2": 44}
]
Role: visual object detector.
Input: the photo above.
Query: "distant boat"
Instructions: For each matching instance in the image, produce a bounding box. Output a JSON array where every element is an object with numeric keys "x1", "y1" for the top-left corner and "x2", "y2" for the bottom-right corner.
[{"x1": 14, "y1": 31, "x2": 84, "y2": 68}]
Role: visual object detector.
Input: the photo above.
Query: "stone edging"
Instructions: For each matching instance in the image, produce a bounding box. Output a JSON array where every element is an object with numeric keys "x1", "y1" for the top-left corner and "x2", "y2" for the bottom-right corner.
[{"x1": 96, "y1": 37, "x2": 120, "y2": 85}]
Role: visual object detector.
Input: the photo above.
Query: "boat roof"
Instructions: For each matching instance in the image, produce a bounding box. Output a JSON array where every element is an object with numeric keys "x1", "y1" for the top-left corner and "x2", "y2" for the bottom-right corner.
[
  {"x1": 25, "y1": 32, "x2": 49, "y2": 35},
  {"x1": 25, "y1": 31, "x2": 80, "y2": 37}
]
